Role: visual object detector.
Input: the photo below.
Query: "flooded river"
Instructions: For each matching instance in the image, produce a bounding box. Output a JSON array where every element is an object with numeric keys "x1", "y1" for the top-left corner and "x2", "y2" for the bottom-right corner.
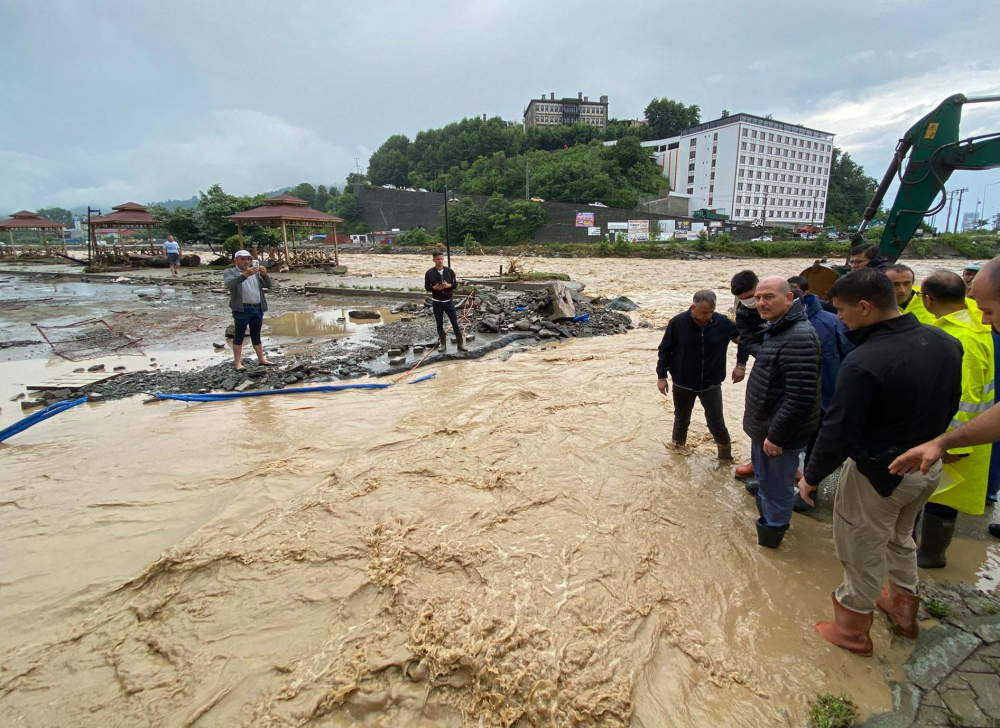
[{"x1": 1, "y1": 256, "x2": 997, "y2": 727}]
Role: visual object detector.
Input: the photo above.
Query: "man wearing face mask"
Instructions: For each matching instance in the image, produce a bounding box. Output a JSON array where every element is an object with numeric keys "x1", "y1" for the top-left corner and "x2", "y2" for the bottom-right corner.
[{"x1": 731, "y1": 270, "x2": 767, "y2": 479}]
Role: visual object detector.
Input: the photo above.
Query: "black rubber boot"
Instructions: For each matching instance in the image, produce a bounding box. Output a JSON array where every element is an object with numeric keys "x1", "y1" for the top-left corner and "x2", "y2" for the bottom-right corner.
[
  {"x1": 989, "y1": 523, "x2": 1000, "y2": 539},
  {"x1": 917, "y1": 512, "x2": 956, "y2": 569},
  {"x1": 793, "y1": 492, "x2": 815, "y2": 513},
  {"x1": 438, "y1": 332, "x2": 448, "y2": 352},
  {"x1": 456, "y1": 331, "x2": 468, "y2": 352},
  {"x1": 756, "y1": 518, "x2": 788, "y2": 549},
  {"x1": 744, "y1": 479, "x2": 760, "y2": 496},
  {"x1": 717, "y1": 443, "x2": 733, "y2": 460}
]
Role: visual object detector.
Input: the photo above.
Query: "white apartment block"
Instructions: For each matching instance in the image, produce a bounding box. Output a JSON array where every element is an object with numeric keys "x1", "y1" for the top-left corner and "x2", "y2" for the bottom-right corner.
[{"x1": 642, "y1": 113, "x2": 835, "y2": 227}]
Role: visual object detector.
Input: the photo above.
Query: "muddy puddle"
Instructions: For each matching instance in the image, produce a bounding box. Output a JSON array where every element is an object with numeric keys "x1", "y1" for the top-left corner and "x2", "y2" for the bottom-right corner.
[
  {"x1": 265, "y1": 306, "x2": 402, "y2": 340},
  {"x1": 2, "y1": 256, "x2": 998, "y2": 727}
]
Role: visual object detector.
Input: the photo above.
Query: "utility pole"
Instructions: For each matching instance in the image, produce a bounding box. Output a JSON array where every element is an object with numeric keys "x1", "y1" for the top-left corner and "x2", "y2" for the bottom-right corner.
[
  {"x1": 442, "y1": 188, "x2": 452, "y2": 268},
  {"x1": 944, "y1": 190, "x2": 957, "y2": 233},
  {"x1": 955, "y1": 187, "x2": 969, "y2": 232},
  {"x1": 86, "y1": 206, "x2": 101, "y2": 265}
]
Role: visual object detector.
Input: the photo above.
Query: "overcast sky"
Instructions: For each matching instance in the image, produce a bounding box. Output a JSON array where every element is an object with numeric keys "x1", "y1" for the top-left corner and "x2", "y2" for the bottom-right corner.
[{"x1": 3, "y1": 0, "x2": 1000, "y2": 226}]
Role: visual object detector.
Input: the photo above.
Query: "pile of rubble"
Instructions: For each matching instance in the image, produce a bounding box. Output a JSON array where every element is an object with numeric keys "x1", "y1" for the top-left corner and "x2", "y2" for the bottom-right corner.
[{"x1": 465, "y1": 283, "x2": 634, "y2": 339}]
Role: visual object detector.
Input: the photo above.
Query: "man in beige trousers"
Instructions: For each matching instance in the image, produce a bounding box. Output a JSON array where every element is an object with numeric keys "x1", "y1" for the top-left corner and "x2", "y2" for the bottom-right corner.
[{"x1": 797, "y1": 269, "x2": 962, "y2": 656}]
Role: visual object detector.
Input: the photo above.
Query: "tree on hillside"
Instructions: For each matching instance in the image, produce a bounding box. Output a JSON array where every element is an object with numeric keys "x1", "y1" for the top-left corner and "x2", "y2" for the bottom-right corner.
[
  {"x1": 197, "y1": 184, "x2": 267, "y2": 249},
  {"x1": 825, "y1": 148, "x2": 877, "y2": 229},
  {"x1": 328, "y1": 191, "x2": 367, "y2": 234},
  {"x1": 35, "y1": 207, "x2": 73, "y2": 227},
  {"x1": 644, "y1": 97, "x2": 701, "y2": 139},
  {"x1": 314, "y1": 185, "x2": 331, "y2": 212},
  {"x1": 368, "y1": 134, "x2": 413, "y2": 187},
  {"x1": 291, "y1": 182, "x2": 317, "y2": 207},
  {"x1": 151, "y1": 205, "x2": 203, "y2": 242}
]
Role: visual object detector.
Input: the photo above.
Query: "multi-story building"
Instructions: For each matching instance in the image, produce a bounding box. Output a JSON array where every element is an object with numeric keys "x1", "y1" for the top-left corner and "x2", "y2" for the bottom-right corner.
[
  {"x1": 524, "y1": 92, "x2": 609, "y2": 130},
  {"x1": 642, "y1": 112, "x2": 835, "y2": 228}
]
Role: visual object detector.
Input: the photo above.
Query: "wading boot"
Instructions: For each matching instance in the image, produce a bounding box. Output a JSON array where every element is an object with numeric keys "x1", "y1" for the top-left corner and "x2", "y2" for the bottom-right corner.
[
  {"x1": 456, "y1": 331, "x2": 469, "y2": 353},
  {"x1": 717, "y1": 442, "x2": 733, "y2": 461},
  {"x1": 744, "y1": 479, "x2": 760, "y2": 496},
  {"x1": 876, "y1": 582, "x2": 920, "y2": 639},
  {"x1": 755, "y1": 518, "x2": 788, "y2": 549},
  {"x1": 735, "y1": 461, "x2": 754, "y2": 479},
  {"x1": 793, "y1": 492, "x2": 815, "y2": 513},
  {"x1": 438, "y1": 332, "x2": 448, "y2": 352},
  {"x1": 916, "y1": 512, "x2": 956, "y2": 569},
  {"x1": 815, "y1": 593, "x2": 873, "y2": 657}
]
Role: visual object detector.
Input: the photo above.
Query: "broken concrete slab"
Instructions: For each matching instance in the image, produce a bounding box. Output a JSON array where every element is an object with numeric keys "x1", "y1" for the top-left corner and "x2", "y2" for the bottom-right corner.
[
  {"x1": 547, "y1": 282, "x2": 575, "y2": 321},
  {"x1": 906, "y1": 624, "x2": 982, "y2": 691}
]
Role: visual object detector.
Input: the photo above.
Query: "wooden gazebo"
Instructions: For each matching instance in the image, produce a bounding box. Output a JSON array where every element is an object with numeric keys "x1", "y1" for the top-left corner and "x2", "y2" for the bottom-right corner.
[
  {"x1": 0, "y1": 210, "x2": 68, "y2": 257},
  {"x1": 227, "y1": 194, "x2": 344, "y2": 268},
  {"x1": 85, "y1": 202, "x2": 158, "y2": 264}
]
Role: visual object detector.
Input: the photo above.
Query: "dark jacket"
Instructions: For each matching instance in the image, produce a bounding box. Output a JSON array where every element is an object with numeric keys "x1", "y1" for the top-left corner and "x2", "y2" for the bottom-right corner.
[
  {"x1": 656, "y1": 311, "x2": 739, "y2": 390},
  {"x1": 735, "y1": 300, "x2": 766, "y2": 366},
  {"x1": 424, "y1": 266, "x2": 458, "y2": 301},
  {"x1": 223, "y1": 266, "x2": 271, "y2": 313},
  {"x1": 869, "y1": 255, "x2": 891, "y2": 271},
  {"x1": 804, "y1": 314, "x2": 963, "y2": 485},
  {"x1": 803, "y1": 293, "x2": 853, "y2": 411},
  {"x1": 742, "y1": 299, "x2": 822, "y2": 449}
]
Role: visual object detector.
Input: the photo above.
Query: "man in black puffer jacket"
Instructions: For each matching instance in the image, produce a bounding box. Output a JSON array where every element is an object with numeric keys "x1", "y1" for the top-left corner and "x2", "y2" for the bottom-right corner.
[{"x1": 743, "y1": 276, "x2": 822, "y2": 548}]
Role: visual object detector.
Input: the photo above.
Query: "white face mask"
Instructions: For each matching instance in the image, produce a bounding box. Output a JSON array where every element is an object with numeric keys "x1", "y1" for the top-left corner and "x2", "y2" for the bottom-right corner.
[{"x1": 738, "y1": 296, "x2": 758, "y2": 309}]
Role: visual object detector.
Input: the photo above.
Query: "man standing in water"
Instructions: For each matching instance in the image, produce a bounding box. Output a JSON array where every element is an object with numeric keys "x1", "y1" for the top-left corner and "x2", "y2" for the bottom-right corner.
[
  {"x1": 743, "y1": 277, "x2": 821, "y2": 548},
  {"x1": 224, "y1": 250, "x2": 273, "y2": 370},
  {"x1": 799, "y1": 270, "x2": 962, "y2": 654},
  {"x1": 424, "y1": 250, "x2": 467, "y2": 352},
  {"x1": 731, "y1": 270, "x2": 767, "y2": 480},
  {"x1": 656, "y1": 290, "x2": 740, "y2": 459}
]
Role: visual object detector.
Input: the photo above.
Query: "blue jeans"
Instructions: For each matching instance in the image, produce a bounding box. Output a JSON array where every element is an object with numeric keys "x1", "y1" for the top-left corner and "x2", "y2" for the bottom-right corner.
[
  {"x1": 233, "y1": 304, "x2": 263, "y2": 346},
  {"x1": 751, "y1": 440, "x2": 805, "y2": 528}
]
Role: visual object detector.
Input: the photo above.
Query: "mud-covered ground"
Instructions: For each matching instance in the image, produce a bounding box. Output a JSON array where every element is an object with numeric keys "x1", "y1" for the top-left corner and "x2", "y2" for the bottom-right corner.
[{"x1": 1, "y1": 254, "x2": 997, "y2": 727}]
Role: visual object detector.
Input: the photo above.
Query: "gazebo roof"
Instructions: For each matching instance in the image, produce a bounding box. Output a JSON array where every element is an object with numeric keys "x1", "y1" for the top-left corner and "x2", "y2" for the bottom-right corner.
[
  {"x1": 87, "y1": 202, "x2": 156, "y2": 228},
  {"x1": 227, "y1": 194, "x2": 344, "y2": 225},
  {"x1": 0, "y1": 210, "x2": 67, "y2": 230}
]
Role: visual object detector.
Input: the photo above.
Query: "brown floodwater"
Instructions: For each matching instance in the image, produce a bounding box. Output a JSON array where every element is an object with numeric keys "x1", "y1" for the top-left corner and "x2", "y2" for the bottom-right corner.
[
  {"x1": 265, "y1": 306, "x2": 402, "y2": 339},
  {"x1": 1, "y1": 256, "x2": 997, "y2": 727}
]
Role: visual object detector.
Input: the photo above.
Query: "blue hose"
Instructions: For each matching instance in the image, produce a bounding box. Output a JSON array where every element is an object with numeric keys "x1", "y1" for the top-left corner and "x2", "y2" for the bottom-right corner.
[
  {"x1": 572, "y1": 313, "x2": 590, "y2": 323},
  {"x1": 0, "y1": 397, "x2": 88, "y2": 443},
  {"x1": 157, "y1": 374, "x2": 437, "y2": 402},
  {"x1": 408, "y1": 372, "x2": 437, "y2": 384}
]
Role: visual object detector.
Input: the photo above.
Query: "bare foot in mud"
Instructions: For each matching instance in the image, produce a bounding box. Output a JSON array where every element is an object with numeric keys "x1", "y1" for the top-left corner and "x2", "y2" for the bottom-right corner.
[
  {"x1": 234, "y1": 363, "x2": 245, "y2": 371},
  {"x1": 257, "y1": 358, "x2": 273, "y2": 366}
]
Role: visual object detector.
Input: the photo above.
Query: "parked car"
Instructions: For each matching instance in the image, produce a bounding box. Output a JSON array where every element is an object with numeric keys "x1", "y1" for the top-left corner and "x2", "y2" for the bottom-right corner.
[
  {"x1": 417, "y1": 188, "x2": 430, "y2": 192},
  {"x1": 382, "y1": 184, "x2": 396, "y2": 189},
  {"x1": 751, "y1": 236, "x2": 773, "y2": 242},
  {"x1": 806, "y1": 234, "x2": 818, "y2": 240},
  {"x1": 404, "y1": 187, "x2": 417, "y2": 192},
  {"x1": 530, "y1": 197, "x2": 545, "y2": 203},
  {"x1": 589, "y1": 202, "x2": 608, "y2": 207}
]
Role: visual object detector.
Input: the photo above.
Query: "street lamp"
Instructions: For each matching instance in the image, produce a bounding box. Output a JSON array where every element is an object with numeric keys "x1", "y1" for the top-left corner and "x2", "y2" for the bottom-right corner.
[{"x1": 983, "y1": 181, "x2": 1000, "y2": 227}]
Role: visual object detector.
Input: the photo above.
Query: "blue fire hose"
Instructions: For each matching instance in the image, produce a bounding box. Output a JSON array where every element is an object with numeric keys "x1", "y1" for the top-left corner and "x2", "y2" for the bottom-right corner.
[{"x1": 0, "y1": 396, "x2": 88, "y2": 443}]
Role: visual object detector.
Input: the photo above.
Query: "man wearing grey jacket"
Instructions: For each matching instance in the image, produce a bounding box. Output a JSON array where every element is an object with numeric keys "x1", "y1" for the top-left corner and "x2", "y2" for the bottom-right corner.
[{"x1": 223, "y1": 250, "x2": 273, "y2": 370}]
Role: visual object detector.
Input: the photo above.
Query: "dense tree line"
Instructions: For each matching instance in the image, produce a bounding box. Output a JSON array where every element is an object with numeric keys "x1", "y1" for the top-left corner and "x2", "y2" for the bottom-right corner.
[{"x1": 824, "y1": 148, "x2": 879, "y2": 230}]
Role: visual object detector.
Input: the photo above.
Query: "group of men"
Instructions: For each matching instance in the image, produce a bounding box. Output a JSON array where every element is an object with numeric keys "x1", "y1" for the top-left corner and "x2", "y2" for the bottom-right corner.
[{"x1": 656, "y1": 242, "x2": 998, "y2": 657}]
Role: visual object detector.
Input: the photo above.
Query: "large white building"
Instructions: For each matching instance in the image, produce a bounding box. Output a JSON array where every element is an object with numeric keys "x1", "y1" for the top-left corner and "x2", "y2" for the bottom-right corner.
[{"x1": 643, "y1": 112, "x2": 835, "y2": 228}]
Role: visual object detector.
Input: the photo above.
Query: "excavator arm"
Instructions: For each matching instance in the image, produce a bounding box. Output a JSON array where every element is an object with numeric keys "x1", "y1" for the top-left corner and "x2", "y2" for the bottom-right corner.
[{"x1": 855, "y1": 94, "x2": 1000, "y2": 262}]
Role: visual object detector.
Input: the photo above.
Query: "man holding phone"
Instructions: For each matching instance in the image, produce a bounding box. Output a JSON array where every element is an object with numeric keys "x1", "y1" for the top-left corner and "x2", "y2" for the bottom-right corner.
[
  {"x1": 224, "y1": 250, "x2": 272, "y2": 370},
  {"x1": 424, "y1": 250, "x2": 467, "y2": 352}
]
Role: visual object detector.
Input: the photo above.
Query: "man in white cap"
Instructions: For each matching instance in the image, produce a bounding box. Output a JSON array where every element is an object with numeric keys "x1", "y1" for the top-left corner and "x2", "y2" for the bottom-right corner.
[{"x1": 223, "y1": 250, "x2": 272, "y2": 370}]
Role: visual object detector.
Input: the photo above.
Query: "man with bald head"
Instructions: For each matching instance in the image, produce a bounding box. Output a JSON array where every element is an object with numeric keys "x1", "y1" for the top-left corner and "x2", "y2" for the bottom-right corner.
[{"x1": 742, "y1": 276, "x2": 822, "y2": 548}]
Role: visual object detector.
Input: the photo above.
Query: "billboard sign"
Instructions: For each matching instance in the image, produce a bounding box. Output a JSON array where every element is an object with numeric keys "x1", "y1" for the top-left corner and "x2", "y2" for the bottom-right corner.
[
  {"x1": 587, "y1": 226, "x2": 602, "y2": 236},
  {"x1": 628, "y1": 219, "x2": 649, "y2": 242},
  {"x1": 607, "y1": 222, "x2": 628, "y2": 230},
  {"x1": 575, "y1": 212, "x2": 595, "y2": 227}
]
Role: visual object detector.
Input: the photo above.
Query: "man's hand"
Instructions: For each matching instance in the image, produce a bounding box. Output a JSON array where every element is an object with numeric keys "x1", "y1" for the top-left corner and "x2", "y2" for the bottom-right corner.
[
  {"x1": 657, "y1": 379, "x2": 668, "y2": 396},
  {"x1": 732, "y1": 365, "x2": 746, "y2": 383},
  {"x1": 889, "y1": 438, "x2": 945, "y2": 475},
  {"x1": 257, "y1": 266, "x2": 268, "y2": 276},
  {"x1": 432, "y1": 283, "x2": 444, "y2": 290},
  {"x1": 242, "y1": 267, "x2": 255, "y2": 278},
  {"x1": 763, "y1": 438, "x2": 783, "y2": 457},
  {"x1": 942, "y1": 453, "x2": 961, "y2": 465},
  {"x1": 440, "y1": 281, "x2": 451, "y2": 289},
  {"x1": 797, "y1": 475, "x2": 817, "y2": 506}
]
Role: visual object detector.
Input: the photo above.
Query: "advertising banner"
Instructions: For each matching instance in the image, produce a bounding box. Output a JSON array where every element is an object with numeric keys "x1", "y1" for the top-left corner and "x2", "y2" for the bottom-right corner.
[
  {"x1": 587, "y1": 226, "x2": 602, "y2": 236},
  {"x1": 627, "y1": 219, "x2": 649, "y2": 242},
  {"x1": 607, "y1": 222, "x2": 628, "y2": 230},
  {"x1": 575, "y1": 212, "x2": 595, "y2": 227}
]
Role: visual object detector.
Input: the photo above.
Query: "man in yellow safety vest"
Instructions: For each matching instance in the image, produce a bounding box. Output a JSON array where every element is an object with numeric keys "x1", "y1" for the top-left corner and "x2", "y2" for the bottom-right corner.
[
  {"x1": 916, "y1": 271, "x2": 995, "y2": 568},
  {"x1": 886, "y1": 264, "x2": 936, "y2": 325}
]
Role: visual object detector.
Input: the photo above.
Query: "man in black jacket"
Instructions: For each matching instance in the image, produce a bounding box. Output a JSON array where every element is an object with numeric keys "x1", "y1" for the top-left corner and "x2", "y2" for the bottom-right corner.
[
  {"x1": 743, "y1": 276, "x2": 821, "y2": 549},
  {"x1": 798, "y1": 270, "x2": 962, "y2": 656},
  {"x1": 731, "y1": 270, "x2": 767, "y2": 480},
  {"x1": 656, "y1": 290, "x2": 740, "y2": 459},
  {"x1": 424, "y1": 250, "x2": 467, "y2": 352},
  {"x1": 848, "y1": 243, "x2": 890, "y2": 271}
]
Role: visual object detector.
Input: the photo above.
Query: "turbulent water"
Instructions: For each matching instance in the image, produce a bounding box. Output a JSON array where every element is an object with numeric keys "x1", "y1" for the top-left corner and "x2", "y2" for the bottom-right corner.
[{"x1": 2, "y1": 256, "x2": 996, "y2": 727}]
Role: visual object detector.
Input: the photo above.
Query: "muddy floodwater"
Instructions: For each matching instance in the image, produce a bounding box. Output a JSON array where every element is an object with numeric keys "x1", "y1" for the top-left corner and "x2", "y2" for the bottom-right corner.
[{"x1": 2, "y1": 256, "x2": 997, "y2": 727}]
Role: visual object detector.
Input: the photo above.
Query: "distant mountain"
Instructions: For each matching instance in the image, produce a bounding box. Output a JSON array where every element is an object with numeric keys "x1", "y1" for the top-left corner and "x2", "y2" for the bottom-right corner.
[{"x1": 68, "y1": 186, "x2": 298, "y2": 216}]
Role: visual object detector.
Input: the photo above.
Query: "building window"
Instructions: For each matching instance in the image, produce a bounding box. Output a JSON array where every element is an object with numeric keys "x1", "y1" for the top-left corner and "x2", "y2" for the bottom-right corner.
[
  {"x1": 690, "y1": 138, "x2": 697, "y2": 146},
  {"x1": 688, "y1": 163, "x2": 695, "y2": 171},
  {"x1": 689, "y1": 151, "x2": 696, "y2": 159},
  {"x1": 687, "y1": 188, "x2": 693, "y2": 194},
  {"x1": 743, "y1": 129, "x2": 748, "y2": 137},
  {"x1": 687, "y1": 175, "x2": 695, "y2": 184},
  {"x1": 740, "y1": 156, "x2": 746, "y2": 164}
]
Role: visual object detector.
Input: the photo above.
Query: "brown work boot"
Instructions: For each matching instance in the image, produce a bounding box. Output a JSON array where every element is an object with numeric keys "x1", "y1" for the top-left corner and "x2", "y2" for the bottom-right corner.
[
  {"x1": 815, "y1": 593, "x2": 874, "y2": 657},
  {"x1": 876, "y1": 582, "x2": 920, "y2": 638},
  {"x1": 735, "y1": 461, "x2": 754, "y2": 478}
]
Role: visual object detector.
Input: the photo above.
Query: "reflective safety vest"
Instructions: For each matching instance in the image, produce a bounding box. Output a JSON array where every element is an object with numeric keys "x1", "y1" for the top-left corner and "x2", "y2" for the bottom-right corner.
[
  {"x1": 930, "y1": 304, "x2": 995, "y2": 515},
  {"x1": 900, "y1": 286, "x2": 937, "y2": 325}
]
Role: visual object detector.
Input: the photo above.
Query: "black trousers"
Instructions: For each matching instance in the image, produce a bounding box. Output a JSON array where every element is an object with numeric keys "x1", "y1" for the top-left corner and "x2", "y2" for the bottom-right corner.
[
  {"x1": 432, "y1": 300, "x2": 460, "y2": 337},
  {"x1": 233, "y1": 304, "x2": 263, "y2": 346},
  {"x1": 672, "y1": 385, "x2": 730, "y2": 445}
]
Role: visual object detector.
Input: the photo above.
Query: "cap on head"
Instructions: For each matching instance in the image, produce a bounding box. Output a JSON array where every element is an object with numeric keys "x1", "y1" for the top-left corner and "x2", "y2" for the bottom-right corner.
[{"x1": 234, "y1": 250, "x2": 252, "y2": 258}]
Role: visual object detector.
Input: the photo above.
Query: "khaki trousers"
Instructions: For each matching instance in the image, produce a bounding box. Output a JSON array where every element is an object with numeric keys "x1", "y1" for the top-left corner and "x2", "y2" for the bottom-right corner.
[{"x1": 833, "y1": 458, "x2": 942, "y2": 613}]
